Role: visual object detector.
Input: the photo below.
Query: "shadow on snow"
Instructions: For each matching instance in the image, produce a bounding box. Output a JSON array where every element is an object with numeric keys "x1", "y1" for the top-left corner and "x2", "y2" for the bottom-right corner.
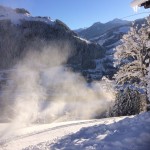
[{"x1": 50, "y1": 113, "x2": 150, "y2": 150}]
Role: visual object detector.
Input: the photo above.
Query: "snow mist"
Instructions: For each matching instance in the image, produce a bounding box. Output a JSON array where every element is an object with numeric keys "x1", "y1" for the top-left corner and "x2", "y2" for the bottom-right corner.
[{"x1": 1, "y1": 42, "x2": 115, "y2": 125}]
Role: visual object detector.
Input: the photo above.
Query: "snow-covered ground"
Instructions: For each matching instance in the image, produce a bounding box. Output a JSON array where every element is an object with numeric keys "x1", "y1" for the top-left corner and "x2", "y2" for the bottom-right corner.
[
  {"x1": 0, "y1": 112, "x2": 150, "y2": 150},
  {"x1": 73, "y1": 36, "x2": 91, "y2": 44}
]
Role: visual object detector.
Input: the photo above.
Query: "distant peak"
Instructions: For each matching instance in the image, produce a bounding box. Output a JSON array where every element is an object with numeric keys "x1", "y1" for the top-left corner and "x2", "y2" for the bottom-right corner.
[
  {"x1": 92, "y1": 22, "x2": 103, "y2": 26},
  {"x1": 112, "y1": 18, "x2": 122, "y2": 22},
  {"x1": 113, "y1": 18, "x2": 122, "y2": 21},
  {"x1": 108, "y1": 18, "x2": 130, "y2": 24}
]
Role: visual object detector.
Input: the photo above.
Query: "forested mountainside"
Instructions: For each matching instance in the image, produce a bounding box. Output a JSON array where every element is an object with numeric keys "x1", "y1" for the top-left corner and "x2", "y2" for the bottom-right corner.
[{"x1": 0, "y1": 5, "x2": 115, "y2": 82}]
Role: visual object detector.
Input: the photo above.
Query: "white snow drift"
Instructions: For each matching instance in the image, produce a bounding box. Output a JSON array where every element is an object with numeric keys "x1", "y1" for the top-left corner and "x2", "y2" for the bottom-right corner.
[{"x1": 0, "y1": 112, "x2": 149, "y2": 150}]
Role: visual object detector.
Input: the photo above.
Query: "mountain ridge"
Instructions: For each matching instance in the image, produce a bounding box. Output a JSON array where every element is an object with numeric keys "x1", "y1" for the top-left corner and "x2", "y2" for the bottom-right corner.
[
  {"x1": 0, "y1": 5, "x2": 115, "y2": 83},
  {"x1": 74, "y1": 18, "x2": 131, "y2": 40}
]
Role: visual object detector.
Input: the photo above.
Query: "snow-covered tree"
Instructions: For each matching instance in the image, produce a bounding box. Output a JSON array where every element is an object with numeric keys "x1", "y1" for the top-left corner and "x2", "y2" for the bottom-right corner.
[
  {"x1": 113, "y1": 16, "x2": 150, "y2": 116},
  {"x1": 114, "y1": 22, "x2": 149, "y2": 88},
  {"x1": 110, "y1": 87, "x2": 147, "y2": 116}
]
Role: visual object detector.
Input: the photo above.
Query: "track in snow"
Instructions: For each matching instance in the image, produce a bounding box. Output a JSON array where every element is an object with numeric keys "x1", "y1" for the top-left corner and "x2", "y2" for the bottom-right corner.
[
  {"x1": 0, "y1": 120, "x2": 101, "y2": 144},
  {"x1": 0, "y1": 117, "x2": 123, "y2": 150}
]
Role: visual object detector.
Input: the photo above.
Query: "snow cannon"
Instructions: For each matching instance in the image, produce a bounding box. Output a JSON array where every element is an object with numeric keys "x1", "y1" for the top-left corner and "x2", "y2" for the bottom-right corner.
[{"x1": 131, "y1": 0, "x2": 150, "y2": 9}]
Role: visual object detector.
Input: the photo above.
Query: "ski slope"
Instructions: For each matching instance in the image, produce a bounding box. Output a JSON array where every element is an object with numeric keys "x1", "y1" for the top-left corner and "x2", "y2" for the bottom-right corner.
[{"x1": 0, "y1": 112, "x2": 150, "y2": 150}]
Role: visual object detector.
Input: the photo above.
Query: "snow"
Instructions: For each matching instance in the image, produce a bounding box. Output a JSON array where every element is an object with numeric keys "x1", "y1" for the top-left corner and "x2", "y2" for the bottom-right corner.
[
  {"x1": 106, "y1": 40, "x2": 122, "y2": 49},
  {"x1": 130, "y1": 0, "x2": 148, "y2": 7},
  {"x1": 0, "y1": 5, "x2": 29, "y2": 24},
  {"x1": 94, "y1": 59, "x2": 105, "y2": 71},
  {"x1": 90, "y1": 33, "x2": 107, "y2": 41},
  {"x1": 130, "y1": 0, "x2": 148, "y2": 11},
  {"x1": 73, "y1": 36, "x2": 91, "y2": 44},
  {"x1": 105, "y1": 48, "x2": 115, "y2": 55},
  {"x1": 0, "y1": 5, "x2": 54, "y2": 25},
  {"x1": 0, "y1": 112, "x2": 149, "y2": 150},
  {"x1": 24, "y1": 112, "x2": 150, "y2": 150},
  {"x1": 97, "y1": 39, "x2": 107, "y2": 45},
  {"x1": 74, "y1": 28, "x2": 87, "y2": 33},
  {"x1": 0, "y1": 117, "x2": 125, "y2": 150},
  {"x1": 90, "y1": 26, "x2": 129, "y2": 48},
  {"x1": 97, "y1": 35, "x2": 114, "y2": 46},
  {"x1": 0, "y1": 74, "x2": 3, "y2": 81},
  {"x1": 115, "y1": 26, "x2": 130, "y2": 34},
  {"x1": 85, "y1": 58, "x2": 105, "y2": 80}
]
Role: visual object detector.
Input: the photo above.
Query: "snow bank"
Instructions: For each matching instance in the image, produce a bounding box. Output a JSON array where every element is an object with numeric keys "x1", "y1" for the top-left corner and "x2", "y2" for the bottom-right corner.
[{"x1": 24, "y1": 112, "x2": 150, "y2": 150}]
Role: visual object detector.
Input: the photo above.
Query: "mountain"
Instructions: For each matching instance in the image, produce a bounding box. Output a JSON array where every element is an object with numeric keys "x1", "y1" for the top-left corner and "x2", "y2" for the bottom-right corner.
[
  {"x1": 0, "y1": 5, "x2": 114, "y2": 83},
  {"x1": 75, "y1": 18, "x2": 146, "y2": 49},
  {"x1": 74, "y1": 19, "x2": 131, "y2": 78},
  {"x1": 0, "y1": 6, "x2": 146, "y2": 83},
  {"x1": 75, "y1": 18, "x2": 147, "y2": 79},
  {"x1": 76, "y1": 19, "x2": 131, "y2": 40},
  {"x1": 74, "y1": 27, "x2": 86, "y2": 33},
  {"x1": 74, "y1": 19, "x2": 132, "y2": 56}
]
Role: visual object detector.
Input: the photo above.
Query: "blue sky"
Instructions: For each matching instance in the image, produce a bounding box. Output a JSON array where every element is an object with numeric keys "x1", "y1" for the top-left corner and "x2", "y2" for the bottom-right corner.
[{"x1": 0, "y1": 0, "x2": 149, "y2": 29}]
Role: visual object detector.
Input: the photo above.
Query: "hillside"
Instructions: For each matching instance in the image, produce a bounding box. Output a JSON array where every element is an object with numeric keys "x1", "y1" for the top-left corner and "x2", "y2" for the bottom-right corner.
[
  {"x1": 0, "y1": 5, "x2": 113, "y2": 82},
  {"x1": 0, "y1": 5, "x2": 117, "y2": 124},
  {"x1": 75, "y1": 18, "x2": 146, "y2": 50},
  {"x1": 75, "y1": 19, "x2": 131, "y2": 40},
  {"x1": 74, "y1": 18, "x2": 147, "y2": 80}
]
